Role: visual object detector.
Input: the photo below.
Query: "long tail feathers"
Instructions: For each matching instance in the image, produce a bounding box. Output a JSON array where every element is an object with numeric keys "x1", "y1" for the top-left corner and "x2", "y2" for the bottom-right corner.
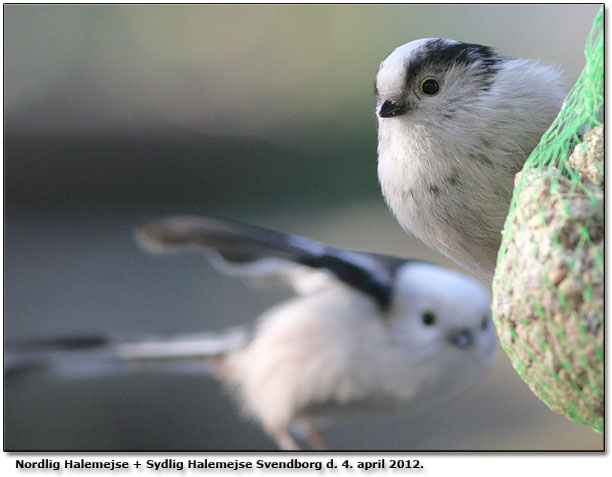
[{"x1": 5, "y1": 329, "x2": 247, "y2": 381}]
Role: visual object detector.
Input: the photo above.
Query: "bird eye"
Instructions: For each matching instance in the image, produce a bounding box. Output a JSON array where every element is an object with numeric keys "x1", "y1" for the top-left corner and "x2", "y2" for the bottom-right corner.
[
  {"x1": 481, "y1": 316, "x2": 489, "y2": 330},
  {"x1": 422, "y1": 311, "x2": 437, "y2": 326},
  {"x1": 419, "y1": 77, "x2": 439, "y2": 95}
]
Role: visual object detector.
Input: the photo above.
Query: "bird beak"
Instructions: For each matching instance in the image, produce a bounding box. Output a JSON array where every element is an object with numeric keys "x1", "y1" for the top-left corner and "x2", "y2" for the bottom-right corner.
[
  {"x1": 378, "y1": 100, "x2": 408, "y2": 118},
  {"x1": 449, "y1": 329, "x2": 473, "y2": 349}
]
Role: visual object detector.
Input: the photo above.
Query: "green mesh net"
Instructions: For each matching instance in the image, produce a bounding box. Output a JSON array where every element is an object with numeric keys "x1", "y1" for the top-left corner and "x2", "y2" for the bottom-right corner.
[{"x1": 492, "y1": 7, "x2": 603, "y2": 433}]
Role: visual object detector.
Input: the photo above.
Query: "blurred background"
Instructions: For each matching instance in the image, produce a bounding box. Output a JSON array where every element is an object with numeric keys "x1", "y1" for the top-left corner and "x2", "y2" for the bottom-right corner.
[{"x1": 3, "y1": 4, "x2": 603, "y2": 451}]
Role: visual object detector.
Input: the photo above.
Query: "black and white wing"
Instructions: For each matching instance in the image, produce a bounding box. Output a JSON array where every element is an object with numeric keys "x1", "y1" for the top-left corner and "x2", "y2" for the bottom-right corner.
[{"x1": 135, "y1": 216, "x2": 406, "y2": 309}]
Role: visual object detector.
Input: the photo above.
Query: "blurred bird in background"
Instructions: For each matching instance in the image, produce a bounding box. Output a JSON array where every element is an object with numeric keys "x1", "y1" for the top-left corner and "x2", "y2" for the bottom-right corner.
[{"x1": 6, "y1": 216, "x2": 496, "y2": 450}]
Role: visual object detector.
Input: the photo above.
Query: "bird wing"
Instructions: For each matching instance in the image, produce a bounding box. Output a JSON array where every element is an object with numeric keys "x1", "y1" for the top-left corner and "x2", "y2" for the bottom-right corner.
[{"x1": 135, "y1": 215, "x2": 406, "y2": 308}]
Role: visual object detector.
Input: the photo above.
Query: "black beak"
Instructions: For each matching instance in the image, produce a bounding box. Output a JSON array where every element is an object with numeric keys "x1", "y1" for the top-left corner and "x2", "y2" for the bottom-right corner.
[
  {"x1": 450, "y1": 329, "x2": 473, "y2": 349},
  {"x1": 378, "y1": 100, "x2": 408, "y2": 118}
]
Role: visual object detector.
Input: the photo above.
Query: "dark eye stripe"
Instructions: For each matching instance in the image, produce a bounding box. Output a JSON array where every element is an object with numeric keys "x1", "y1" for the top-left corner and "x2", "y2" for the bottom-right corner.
[{"x1": 405, "y1": 39, "x2": 502, "y2": 92}]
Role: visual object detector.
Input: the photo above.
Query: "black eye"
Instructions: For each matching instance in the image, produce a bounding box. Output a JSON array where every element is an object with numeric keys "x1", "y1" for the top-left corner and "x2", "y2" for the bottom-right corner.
[
  {"x1": 422, "y1": 311, "x2": 437, "y2": 326},
  {"x1": 420, "y1": 77, "x2": 439, "y2": 95},
  {"x1": 481, "y1": 316, "x2": 489, "y2": 330}
]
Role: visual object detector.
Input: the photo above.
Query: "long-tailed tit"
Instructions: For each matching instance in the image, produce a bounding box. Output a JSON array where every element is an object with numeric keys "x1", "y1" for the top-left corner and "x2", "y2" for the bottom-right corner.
[
  {"x1": 6, "y1": 216, "x2": 496, "y2": 450},
  {"x1": 376, "y1": 38, "x2": 566, "y2": 281}
]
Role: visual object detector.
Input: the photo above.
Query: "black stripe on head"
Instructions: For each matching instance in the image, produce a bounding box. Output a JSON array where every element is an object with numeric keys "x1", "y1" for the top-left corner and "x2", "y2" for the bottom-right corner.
[{"x1": 406, "y1": 39, "x2": 502, "y2": 91}]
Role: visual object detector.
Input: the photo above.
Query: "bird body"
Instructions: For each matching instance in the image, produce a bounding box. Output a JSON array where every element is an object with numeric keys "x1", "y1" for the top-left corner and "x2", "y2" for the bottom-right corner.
[
  {"x1": 219, "y1": 261, "x2": 495, "y2": 446},
  {"x1": 7, "y1": 216, "x2": 496, "y2": 450},
  {"x1": 376, "y1": 39, "x2": 566, "y2": 281}
]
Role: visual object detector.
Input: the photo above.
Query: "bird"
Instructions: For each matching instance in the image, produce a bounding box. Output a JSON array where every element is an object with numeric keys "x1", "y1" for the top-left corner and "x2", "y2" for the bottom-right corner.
[
  {"x1": 6, "y1": 215, "x2": 496, "y2": 450},
  {"x1": 375, "y1": 38, "x2": 566, "y2": 282}
]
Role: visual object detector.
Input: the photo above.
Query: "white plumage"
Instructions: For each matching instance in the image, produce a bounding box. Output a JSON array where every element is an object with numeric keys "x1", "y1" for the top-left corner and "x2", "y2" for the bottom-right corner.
[
  {"x1": 376, "y1": 38, "x2": 566, "y2": 281},
  {"x1": 6, "y1": 216, "x2": 496, "y2": 450}
]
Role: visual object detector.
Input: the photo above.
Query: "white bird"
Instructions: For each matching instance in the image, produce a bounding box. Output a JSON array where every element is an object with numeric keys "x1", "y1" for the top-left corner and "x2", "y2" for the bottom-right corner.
[
  {"x1": 376, "y1": 38, "x2": 566, "y2": 282},
  {"x1": 6, "y1": 216, "x2": 496, "y2": 450}
]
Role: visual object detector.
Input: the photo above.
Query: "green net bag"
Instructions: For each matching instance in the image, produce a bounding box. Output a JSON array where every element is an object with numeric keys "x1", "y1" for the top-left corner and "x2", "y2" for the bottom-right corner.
[{"x1": 492, "y1": 7, "x2": 603, "y2": 433}]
